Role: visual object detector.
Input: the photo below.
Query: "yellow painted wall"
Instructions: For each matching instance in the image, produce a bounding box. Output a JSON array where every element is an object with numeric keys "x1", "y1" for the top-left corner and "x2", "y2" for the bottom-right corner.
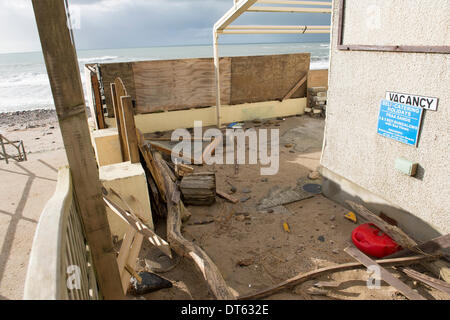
[
  {"x1": 99, "y1": 161, "x2": 153, "y2": 240},
  {"x1": 91, "y1": 127, "x2": 122, "y2": 166},
  {"x1": 135, "y1": 97, "x2": 306, "y2": 133}
]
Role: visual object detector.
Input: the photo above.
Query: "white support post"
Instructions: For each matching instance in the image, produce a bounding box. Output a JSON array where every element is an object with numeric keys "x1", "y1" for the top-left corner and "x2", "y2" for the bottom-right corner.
[{"x1": 213, "y1": 30, "x2": 221, "y2": 128}]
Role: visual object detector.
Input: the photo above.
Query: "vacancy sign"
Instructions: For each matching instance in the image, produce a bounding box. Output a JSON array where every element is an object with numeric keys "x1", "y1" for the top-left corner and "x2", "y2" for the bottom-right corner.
[
  {"x1": 386, "y1": 91, "x2": 438, "y2": 111},
  {"x1": 377, "y1": 100, "x2": 423, "y2": 147}
]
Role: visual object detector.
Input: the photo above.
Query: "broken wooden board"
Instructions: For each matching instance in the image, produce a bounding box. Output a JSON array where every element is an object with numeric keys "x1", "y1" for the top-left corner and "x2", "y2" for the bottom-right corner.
[
  {"x1": 401, "y1": 267, "x2": 450, "y2": 296},
  {"x1": 344, "y1": 246, "x2": 426, "y2": 300},
  {"x1": 239, "y1": 254, "x2": 436, "y2": 300},
  {"x1": 216, "y1": 190, "x2": 239, "y2": 204},
  {"x1": 103, "y1": 195, "x2": 172, "y2": 258},
  {"x1": 117, "y1": 225, "x2": 143, "y2": 294}
]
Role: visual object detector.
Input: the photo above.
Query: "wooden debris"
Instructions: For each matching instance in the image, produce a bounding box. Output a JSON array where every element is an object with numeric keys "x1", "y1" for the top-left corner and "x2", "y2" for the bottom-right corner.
[
  {"x1": 103, "y1": 195, "x2": 172, "y2": 258},
  {"x1": 314, "y1": 281, "x2": 340, "y2": 288},
  {"x1": 400, "y1": 267, "x2": 450, "y2": 295},
  {"x1": 347, "y1": 201, "x2": 449, "y2": 281},
  {"x1": 237, "y1": 258, "x2": 255, "y2": 267},
  {"x1": 180, "y1": 172, "x2": 216, "y2": 206},
  {"x1": 116, "y1": 226, "x2": 143, "y2": 294},
  {"x1": 125, "y1": 264, "x2": 142, "y2": 284},
  {"x1": 216, "y1": 189, "x2": 239, "y2": 204},
  {"x1": 238, "y1": 254, "x2": 437, "y2": 300},
  {"x1": 153, "y1": 152, "x2": 235, "y2": 300},
  {"x1": 346, "y1": 201, "x2": 418, "y2": 250},
  {"x1": 344, "y1": 246, "x2": 426, "y2": 300}
]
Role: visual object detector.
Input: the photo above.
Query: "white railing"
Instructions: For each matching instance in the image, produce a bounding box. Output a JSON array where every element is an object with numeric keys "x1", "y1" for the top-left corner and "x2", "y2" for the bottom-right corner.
[{"x1": 24, "y1": 167, "x2": 100, "y2": 300}]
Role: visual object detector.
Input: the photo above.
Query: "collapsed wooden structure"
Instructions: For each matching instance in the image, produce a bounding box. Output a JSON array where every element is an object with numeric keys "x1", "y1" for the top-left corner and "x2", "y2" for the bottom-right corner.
[{"x1": 0, "y1": 134, "x2": 27, "y2": 164}]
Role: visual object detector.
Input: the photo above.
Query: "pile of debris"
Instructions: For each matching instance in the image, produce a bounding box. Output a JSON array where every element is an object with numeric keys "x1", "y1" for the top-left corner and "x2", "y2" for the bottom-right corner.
[{"x1": 306, "y1": 87, "x2": 327, "y2": 118}]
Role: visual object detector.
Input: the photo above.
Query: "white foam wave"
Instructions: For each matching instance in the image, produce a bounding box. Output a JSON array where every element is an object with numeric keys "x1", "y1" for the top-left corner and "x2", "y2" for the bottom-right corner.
[{"x1": 78, "y1": 55, "x2": 119, "y2": 63}]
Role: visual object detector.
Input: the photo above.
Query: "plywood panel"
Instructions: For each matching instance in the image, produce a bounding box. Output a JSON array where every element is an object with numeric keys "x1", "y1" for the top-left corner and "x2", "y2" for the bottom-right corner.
[
  {"x1": 308, "y1": 69, "x2": 329, "y2": 89},
  {"x1": 132, "y1": 57, "x2": 232, "y2": 113},
  {"x1": 231, "y1": 53, "x2": 310, "y2": 105},
  {"x1": 98, "y1": 62, "x2": 136, "y2": 117}
]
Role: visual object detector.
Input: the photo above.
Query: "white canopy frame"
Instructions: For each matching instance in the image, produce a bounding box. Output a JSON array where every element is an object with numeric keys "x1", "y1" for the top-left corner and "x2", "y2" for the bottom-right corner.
[{"x1": 213, "y1": 0, "x2": 332, "y2": 127}]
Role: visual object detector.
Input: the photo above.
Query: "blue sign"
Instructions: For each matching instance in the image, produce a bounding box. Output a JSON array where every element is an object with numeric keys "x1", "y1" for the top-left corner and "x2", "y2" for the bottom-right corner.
[{"x1": 377, "y1": 100, "x2": 423, "y2": 146}]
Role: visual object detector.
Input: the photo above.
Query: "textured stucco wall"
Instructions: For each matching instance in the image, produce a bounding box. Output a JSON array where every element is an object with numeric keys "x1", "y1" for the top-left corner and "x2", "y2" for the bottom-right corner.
[
  {"x1": 343, "y1": 0, "x2": 450, "y2": 46},
  {"x1": 321, "y1": 1, "x2": 450, "y2": 236}
]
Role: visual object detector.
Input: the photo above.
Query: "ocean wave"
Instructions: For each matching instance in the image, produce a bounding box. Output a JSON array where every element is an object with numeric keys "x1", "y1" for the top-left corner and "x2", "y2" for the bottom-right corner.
[
  {"x1": 0, "y1": 72, "x2": 50, "y2": 88},
  {"x1": 78, "y1": 55, "x2": 119, "y2": 63}
]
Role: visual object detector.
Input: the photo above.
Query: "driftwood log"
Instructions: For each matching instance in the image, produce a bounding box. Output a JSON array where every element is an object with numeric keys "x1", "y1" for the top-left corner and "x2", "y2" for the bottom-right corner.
[
  {"x1": 180, "y1": 172, "x2": 216, "y2": 206},
  {"x1": 153, "y1": 152, "x2": 235, "y2": 300}
]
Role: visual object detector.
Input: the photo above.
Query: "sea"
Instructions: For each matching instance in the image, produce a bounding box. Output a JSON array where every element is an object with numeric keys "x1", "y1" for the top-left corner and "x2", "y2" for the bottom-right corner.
[{"x1": 0, "y1": 42, "x2": 330, "y2": 113}]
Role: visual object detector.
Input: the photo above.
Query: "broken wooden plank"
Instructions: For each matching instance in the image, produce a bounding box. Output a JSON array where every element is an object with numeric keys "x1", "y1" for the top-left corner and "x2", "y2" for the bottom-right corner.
[
  {"x1": 386, "y1": 234, "x2": 450, "y2": 261},
  {"x1": 153, "y1": 152, "x2": 235, "y2": 300},
  {"x1": 216, "y1": 190, "x2": 239, "y2": 204},
  {"x1": 111, "y1": 82, "x2": 128, "y2": 161},
  {"x1": 400, "y1": 267, "x2": 450, "y2": 295},
  {"x1": 239, "y1": 254, "x2": 436, "y2": 300},
  {"x1": 148, "y1": 140, "x2": 200, "y2": 164},
  {"x1": 282, "y1": 74, "x2": 307, "y2": 101},
  {"x1": 121, "y1": 96, "x2": 140, "y2": 163},
  {"x1": 346, "y1": 201, "x2": 418, "y2": 250},
  {"x1": 103, "y1": 196, "x2": 172, "y2": 258},
  {"x1": 344, "y1": 246, "x2": 426, "y2": 300}
]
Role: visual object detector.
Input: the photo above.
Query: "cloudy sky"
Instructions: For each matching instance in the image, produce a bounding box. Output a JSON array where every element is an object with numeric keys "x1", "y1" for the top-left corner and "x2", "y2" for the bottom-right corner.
[{"x1": 0, "y1": 0, "x2": 331, "y2": 54}]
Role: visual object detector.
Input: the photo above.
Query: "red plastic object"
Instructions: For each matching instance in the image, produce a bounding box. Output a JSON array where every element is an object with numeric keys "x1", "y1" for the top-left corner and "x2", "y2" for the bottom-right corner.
[{"x1": 351, "y1": 223, "x2": 401, "y2": 258}]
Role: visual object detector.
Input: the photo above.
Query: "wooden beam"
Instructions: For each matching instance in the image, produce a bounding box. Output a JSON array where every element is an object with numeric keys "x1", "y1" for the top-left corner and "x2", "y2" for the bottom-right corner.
[
  {"x1": 386, "y1": 234, "x2": 450, "y2": 260},
  {"x1": 226, "y1": 25, "x2": 330, "y2": 29},
  {"x1": 202, "y1": 136, "x2": 223, "y2": 164},
  {"x1": 114, "y1": 78, "x2": 130, "y2": 162},
  {"x1": 32, "y1": 0, "x2": 124, "y2": 300},
  {"x1": 103, "y1": 196, "x2": 172, "y2": 258},
  {"x1": 214, "y1": 0, "x2": 259, "y2": 31},
  {"x1": 120, "y1": 96, "x2": 140, "y2": 164},
  {"x1": 282, "y1": 74, "x2": 307, "y2": 101},
  {"x1": 218, "y1": 30, "x2": 330, "y2": 34},
  {"x1": 401, "y1": 267, "x2": 450, "y2": 296},
  {"x1": 239, "y1": 254, "x2": 436, "y2": 300},
  {"x1": 344, "y1": 246, "x2": 426, "y2": 300},
  {"x1": 216, "y1": 190, "x2": 239, "y2": 204},
  {"x1": 91, "y1": 72, "x2": 105, "y2": 129},
  {"x1": 110, "y1": 83, "x2": 126, "y2": 161},
  {"x1": 247, "y1": 6, "x2": 332, "y2": 13},
  {"x1": 257, "y1": 0, "x2": 332, "y2": 6}
]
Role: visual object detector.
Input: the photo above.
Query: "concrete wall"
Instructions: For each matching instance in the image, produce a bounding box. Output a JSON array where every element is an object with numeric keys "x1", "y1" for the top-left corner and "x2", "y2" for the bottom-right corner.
[{"x1": 321, "y1": 0, "x2": 450, "y2": 240}]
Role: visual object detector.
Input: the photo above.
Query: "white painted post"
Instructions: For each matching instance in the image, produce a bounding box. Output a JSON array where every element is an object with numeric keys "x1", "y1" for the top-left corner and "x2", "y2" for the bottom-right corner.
[{"x1": 213, "y1": 30, "x2": 222, "y2": 128}]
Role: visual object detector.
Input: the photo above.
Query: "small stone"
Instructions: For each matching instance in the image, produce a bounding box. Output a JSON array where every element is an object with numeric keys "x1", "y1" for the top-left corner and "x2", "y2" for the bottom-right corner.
[
  {"x1": 330, "y1": 215, "x2": 336, "y2": 221},
  {"x1": 318, "y1": 236, "x2": 325, "y2": 242},
  {"x1": 235, "y1": 215, "x2": 245, "y2": 221},
  {"x1": 242, "y1": 188, "x2": 252, "y2": 194},
  {"x1": 237, "y1": 258, "x2": 254, "y2": 267},
  {"x1": 261, "y1": 178, "x2": 268, "y2": 182},
  {"x1": 285, "y1": 144, "x2": 293, "y2": 148},
  {"x1": 240, "y1": 196, "x2": 251, "y2": 203},
  {"x1": 332, "y1": 249, "x2": 339, "y2": 254},
  {"x1": 331, "y1": 225, "x2": 336, "y2": 229},
  {"x1": 267, "y1": 209, "x2": 274, "y2": 213},
  {"x1": 230, "y1": 186, "x2": 237, "y2": 193},
  {"x1": 289, "y1": 150, "x2": 295, "y2": 153},
  {"x1": 308, "y1": 171, "x2": 321, "y2": 180}
]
